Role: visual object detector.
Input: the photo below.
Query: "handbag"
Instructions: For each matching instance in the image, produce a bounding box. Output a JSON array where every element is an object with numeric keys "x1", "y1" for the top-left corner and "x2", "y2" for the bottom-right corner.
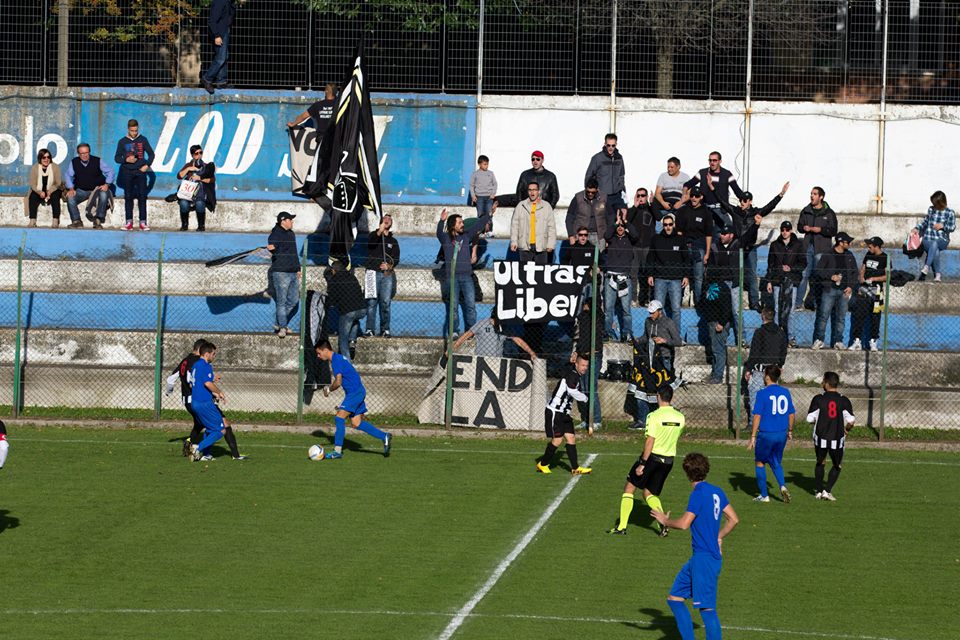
[{"x1": 177, "y1": 179, "x2": 200, "y2": 201}]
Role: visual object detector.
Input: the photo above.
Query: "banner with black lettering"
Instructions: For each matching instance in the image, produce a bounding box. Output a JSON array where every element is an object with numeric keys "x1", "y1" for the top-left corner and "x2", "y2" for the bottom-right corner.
[
  {"x1": 288, "y1": 125, "x2": 320, "y2": 197},
  {"x1": 494, "y1": 261, "x2": 590, "y2": 324},
  {"x1": 417, "y1": 355, "x2": 546, "y2": 430}
]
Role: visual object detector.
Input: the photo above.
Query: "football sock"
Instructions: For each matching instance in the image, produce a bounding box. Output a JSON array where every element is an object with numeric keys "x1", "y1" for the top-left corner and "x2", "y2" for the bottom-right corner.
[
  {"x1": 617, "y1": 493, "x2": 634, "y2": 530},
  {"x1": 223, "y1": 427, "x2": 240, "y2": 458},
  {"x1": 814, "y1": 463, "x2": 825, "y2": 492},
  {"x1": 197, "y1": 429, "x2": 223, "y2": 454},
  {"x1": 357, "y1": 420, "x2": 387, "y2": 441},
  {"x1": 188, "y1": 420, "x2": 203, "y2": 445},
  {"x1": 645, "y1": 494, "x2": 663, "y2": 514},
  {"x1": 769, "y1": 458, "x2": 786, "y2": 488},
  {"x1": 700, "y1": 608, "x2": 722, "y2": 640},
  {"x1": 540, "y1": 443, "x2": 557, "y2": 466},
  {"x1": 667, "y1": 599, "x2": 695, "y2": 640},
  {"x1": 826, "y1": 466, "x2": 842, "y2": 491},
  {"x1": 334, "y1": 416, "x2": 346, "y2": 449},
  {"x1": 754, "y1": 465, "x2": 768, "y2": 497},
  {"x1": 565, "y1": 443, "x2": 579, "y2": 469}
]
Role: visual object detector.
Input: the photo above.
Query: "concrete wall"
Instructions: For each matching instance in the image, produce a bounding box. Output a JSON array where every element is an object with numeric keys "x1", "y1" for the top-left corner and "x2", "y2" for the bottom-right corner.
[{"x1": 1, "y1": 86, "x2": 958, "y2": 214}]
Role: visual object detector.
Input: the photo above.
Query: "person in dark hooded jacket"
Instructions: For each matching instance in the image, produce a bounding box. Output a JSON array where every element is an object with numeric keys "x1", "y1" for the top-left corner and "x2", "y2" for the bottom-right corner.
[
  {"x1": 763, "y1": 220, "x2": 806, "y2": 347},
  {"x1": 743, "y1": 307, "x2": 788, "y2": 415}
]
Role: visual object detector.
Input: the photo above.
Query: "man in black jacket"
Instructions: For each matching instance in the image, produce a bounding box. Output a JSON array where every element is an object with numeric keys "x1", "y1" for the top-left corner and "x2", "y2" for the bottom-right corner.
[
  {"x1": 364, "y1": 214, "x2": 400, "y2": 338},
  {"x1": 763, "y1": 221, "x2": 806, "y2": 347},
  {"x1": 681, "y1": 151, "x2": 746, "y2": 231},
  {"x1": 202, "y1": 0, "x2": 237, "y2": 94},
  {"x1": 796, "y1": 186, "x2": 838, "y2": 310},
  {"x1": 515, "y1": 150, "x2": 560, "y2": 208},
  {"x1": 812, "y1": 232, "x2": 859, "y2": 350},
  {"x1": 603, "y1": 212, "x2": 639, "y2": 341},
  {"x1": 584, "y1": 133, "x2": 627, "y2": 215},
  {"x1": 267, "y1": 211, "x2": 300, "y2": 338},
  {"x1": 626, "y1": 188, "x2": 659, "y2": 306},
  {"x1": 717, "y1": 182, "x2": 790, "y2": 311},
  {"x1": 647, "y1": 213, "x2": 690, "y2": 325},
  {"x1": 675, "y1": 187, "x2": 713, "y2": 304},
  {"x1": 571, "y1": 299, "x2": 605, "y2": 431},
  {"x1": 699, "y1": 273, "x2": 735, "y2": 384},
  {"x1": 324, "y1": 260, "x2": 366, "y2": 358},
  {"x1": 743, "y1": 307, "x2": 788, "y2": 413}
]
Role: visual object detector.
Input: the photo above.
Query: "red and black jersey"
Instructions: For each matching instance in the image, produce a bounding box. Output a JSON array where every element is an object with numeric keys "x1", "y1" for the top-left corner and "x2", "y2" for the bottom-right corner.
[
  {"x1": 807, "y1": 391, "x2": 855, "y2": 443},
  {"x1": 173, "y1": 354, "x2": 201, "y2": 399}
]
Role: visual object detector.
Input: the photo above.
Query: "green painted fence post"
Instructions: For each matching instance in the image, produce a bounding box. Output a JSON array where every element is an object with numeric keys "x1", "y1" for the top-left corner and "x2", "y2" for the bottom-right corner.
[
  {"x1": 153, "y1": 234, "x2": 166, "y2": 420},
  {"x1": 12, "y1": 232, "x2": 26, "y2": 417},
  {"x1": 297, "y1": 237, "x2": 309, "y2": 423}
]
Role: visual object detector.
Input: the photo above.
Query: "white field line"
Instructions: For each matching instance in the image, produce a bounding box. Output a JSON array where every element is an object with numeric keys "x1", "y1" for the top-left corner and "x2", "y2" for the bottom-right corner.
[
  {"x1": 0, "y1": 607, "x2": 907, "y2": 640},
  {"x1": 12, "y1": 437, "x2": 960, "y2": 467},
  {"x1": 436, "y1": 452, "x2": 599, "y2": 640}
]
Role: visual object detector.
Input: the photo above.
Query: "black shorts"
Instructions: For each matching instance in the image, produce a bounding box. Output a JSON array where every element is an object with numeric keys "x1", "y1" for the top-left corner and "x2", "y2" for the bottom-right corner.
[
  {"x1": 627, "y1": 454, "x2": 674, "y2": 495},
  {"x1": 544, "y1": 408, "x2": 575, "y2": 438},
  {"x1": 815, "y1": 446, "x2": 844, "y2": 466}
]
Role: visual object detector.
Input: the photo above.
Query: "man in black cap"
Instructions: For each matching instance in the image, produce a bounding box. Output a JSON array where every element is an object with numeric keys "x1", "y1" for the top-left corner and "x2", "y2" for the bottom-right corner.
[
  {"x1": 811, "y1": 232, "x2": 859, "y2": 350},
  {"x1": 848, "y1": 236, "x2": 889, "y2": 351},
  {"x1": 717, "y1": 182, "x2": 790, "y2": 311},
  {"x1": 763, "y1": 220, "x2": 806, "y2": 347},
  {"x1": 674, "y1": 186, "x2": 713, "y2": 304},
  {"x1": 267, "y1": 211, "x2": 300, "y2": 338}
]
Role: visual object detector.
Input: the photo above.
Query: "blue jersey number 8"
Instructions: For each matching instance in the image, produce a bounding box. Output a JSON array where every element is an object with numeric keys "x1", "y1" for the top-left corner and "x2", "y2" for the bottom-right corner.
[{"x1": 713, "y1": 494, "x2": 721, "y2": 520}]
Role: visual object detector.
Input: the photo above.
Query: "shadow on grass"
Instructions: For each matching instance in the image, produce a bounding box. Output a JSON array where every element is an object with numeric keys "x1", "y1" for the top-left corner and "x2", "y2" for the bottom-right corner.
[
  {"x1": 786, "y1": 470, "x2": 819, "y2": 496},
  {"x1": 727, "y1": 471, "x2": 757, "y2": 496},
  {"x1": 620, "y1": 607, "x2": 683, "y2": 639},
  {"x1": 309, "y1": 429, "x2": 383, "y2": 455},
  {"x1": 0, "y1": 509, "x2": 21, "y2": 534}
]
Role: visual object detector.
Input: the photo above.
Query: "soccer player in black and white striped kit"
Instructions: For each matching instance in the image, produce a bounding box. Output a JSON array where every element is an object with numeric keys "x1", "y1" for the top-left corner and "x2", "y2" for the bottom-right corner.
[
  {"x1": 537, "y1": 353, "x2": 593, "y2": 475},
  {"x1": 806, "y1": 371, "x2": 855, "y2": 501}
]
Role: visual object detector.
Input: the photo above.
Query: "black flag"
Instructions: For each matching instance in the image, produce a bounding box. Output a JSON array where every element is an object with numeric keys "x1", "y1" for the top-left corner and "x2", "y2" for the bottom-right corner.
[{"x1": 305, "y1": 43, "x2": 382, "y2": 265}]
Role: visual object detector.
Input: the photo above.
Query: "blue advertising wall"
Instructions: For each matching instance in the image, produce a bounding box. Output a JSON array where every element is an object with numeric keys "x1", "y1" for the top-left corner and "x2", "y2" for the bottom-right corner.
[{"x1": 0, "y1": 88, "x2": 476, "y2": 204}]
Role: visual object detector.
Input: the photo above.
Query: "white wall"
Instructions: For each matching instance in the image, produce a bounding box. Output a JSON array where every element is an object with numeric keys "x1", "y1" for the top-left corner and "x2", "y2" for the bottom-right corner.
[{"x1": 477, "y1": 95, "x2": 958, "y2": 216}]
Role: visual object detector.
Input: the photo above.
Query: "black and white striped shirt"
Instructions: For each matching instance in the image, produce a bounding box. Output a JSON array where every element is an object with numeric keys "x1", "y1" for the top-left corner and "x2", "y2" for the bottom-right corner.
[
  {"x1": 807, "y1": 391, "x2": 855, "y2": 449},
  {"x1": 546, "y1": 366, "x2": 589, "y2": 414}
]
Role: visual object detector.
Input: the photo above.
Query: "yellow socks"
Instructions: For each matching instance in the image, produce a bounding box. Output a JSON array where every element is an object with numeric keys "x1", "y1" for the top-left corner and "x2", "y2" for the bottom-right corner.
[{"x1": 618, "y1": 493, "x2": 634, "y2": 530}]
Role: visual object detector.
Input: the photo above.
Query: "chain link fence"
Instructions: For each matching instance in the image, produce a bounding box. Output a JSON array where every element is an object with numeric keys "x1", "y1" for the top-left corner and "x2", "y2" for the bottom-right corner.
[
  {"x1": 1, "y1": 228, "x2": 958, "y2": 435},
  {"x1": 3, "y1": 0, "x2": 959, "y2": 103}
]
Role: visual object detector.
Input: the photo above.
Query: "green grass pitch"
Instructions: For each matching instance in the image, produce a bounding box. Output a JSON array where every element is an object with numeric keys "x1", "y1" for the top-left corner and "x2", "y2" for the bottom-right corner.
[{"x1": 1, "y1": 425, "x2": 957, "y2": 639}]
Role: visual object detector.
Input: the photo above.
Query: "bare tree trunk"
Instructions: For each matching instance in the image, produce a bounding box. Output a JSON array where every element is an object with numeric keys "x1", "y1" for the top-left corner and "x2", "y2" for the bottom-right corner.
[{"x1": 656, "y1": 35, "x2": 675, "y2": 99}]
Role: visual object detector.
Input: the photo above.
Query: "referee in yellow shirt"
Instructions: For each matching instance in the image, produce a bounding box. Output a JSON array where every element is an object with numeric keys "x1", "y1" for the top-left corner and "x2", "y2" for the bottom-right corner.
[{"x1": 608, "y1": 385, "x2": 685, "y2": 537}]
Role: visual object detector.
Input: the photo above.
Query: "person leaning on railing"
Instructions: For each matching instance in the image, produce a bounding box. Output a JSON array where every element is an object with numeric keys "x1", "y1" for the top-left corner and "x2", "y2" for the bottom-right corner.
[{"x1": 25, "y1": 148, "x2": 63, "y2": 228}]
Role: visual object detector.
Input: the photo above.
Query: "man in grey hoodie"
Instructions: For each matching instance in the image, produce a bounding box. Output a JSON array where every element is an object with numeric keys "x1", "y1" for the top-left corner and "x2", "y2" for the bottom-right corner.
[{"x1": 585, "y1": 133, "x2": 627, "y2": 217}]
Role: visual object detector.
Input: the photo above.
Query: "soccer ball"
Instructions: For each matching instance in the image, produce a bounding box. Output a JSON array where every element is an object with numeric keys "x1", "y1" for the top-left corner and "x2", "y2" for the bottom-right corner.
[{"x1": 307, "y1": 444, "x2": 325, "y2": 461}]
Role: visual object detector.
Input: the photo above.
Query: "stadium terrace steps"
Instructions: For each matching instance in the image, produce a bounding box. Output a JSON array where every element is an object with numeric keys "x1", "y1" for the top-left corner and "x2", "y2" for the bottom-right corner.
[{"x1": 0, "y1": 195, "x2": 946, "y2": 246}]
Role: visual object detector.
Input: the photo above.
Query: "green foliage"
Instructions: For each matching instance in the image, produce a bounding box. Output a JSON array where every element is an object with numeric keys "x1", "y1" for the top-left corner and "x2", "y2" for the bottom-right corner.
[{"x1": 74, "y1": 0, "x2": 198, "y2": 44}]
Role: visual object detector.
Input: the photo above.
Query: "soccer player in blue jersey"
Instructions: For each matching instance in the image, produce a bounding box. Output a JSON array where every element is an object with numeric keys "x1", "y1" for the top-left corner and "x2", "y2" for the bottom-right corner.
[
  {"x1": 316, "y1": 339, "x2": 392, "y2": 460},
  {"x1": 188, "y1": 342, "x2": 227, "y2": 462},
  {"x1": 747, "y1": 364, "x2": 795, "y2": 503},
  {"x1": 652, "y1": 453, "x2": 739, "y2": 640}
]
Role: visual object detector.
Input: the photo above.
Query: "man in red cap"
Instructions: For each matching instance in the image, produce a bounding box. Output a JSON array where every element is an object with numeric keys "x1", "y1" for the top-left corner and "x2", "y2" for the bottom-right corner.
[{"x1": 515, "y1": 150, "x2": 560, "y2": 208}]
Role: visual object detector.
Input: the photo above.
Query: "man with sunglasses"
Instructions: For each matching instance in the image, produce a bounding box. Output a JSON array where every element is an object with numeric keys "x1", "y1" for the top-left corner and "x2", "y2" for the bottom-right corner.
[
  {"x1": 584, "y1": 133, "x2": 626, "y2": 216},
  {"x1": 681, "y1": 151, "x2": 746, "y2": 232},
  {"x1": 514, "y1": 150, "x2": 559, "y2": 208},
  {"x1": 627, "y1": 188, "x2": 659, "y2": 306},
  {"x1": 647, "y1": 213, "x2": 690, "y2": 324},
  {"x1": 176, "y1": 145, "x2": 217, "y2": 231},
  {"x1": 674, "y1": 186, "x2": 713, "y2": 305},
  {"x1": 811, "y1": 232, "x2": 858, "y2": 350},
  {"x1": 763, "y1": 221, "x2": 806, "y2": 348},
  {"x1": 716, "y1": 182, "x2": 790, "y2": 311},
  {"x1": 565, "y1": 178, "x2": 608, "y2": 255}
]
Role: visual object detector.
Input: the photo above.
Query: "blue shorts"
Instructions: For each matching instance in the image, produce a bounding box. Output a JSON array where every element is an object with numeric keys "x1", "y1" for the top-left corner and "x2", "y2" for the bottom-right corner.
[
  {"x1": 670, "y1": 553, "x2": 722, "y2": 610},
  {"x1": 338, "y1": 390, "x2": 368, "y2": 417},
  {"x1": 193, "y1": 402, "x2": 224, "y2": 432},
  {"x1": 755, "y1": 431, "x2": 787, "y2": 464}
]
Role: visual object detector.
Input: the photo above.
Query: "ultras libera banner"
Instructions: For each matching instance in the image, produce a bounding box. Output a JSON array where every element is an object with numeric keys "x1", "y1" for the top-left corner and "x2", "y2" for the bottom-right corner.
[{"x1": 493, "y1": 261, "x2": 590, "y2": 324}]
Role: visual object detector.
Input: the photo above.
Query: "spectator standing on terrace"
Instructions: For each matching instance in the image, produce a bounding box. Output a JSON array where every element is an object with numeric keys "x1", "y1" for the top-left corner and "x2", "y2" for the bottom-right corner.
[
  {"x1": 674, "y1": 186, "x2": 713, "y2": 304},
  {"x1": 572, "y1": 298, "x2": 604, "y2": 432},
  {"x1": 438, "y1": 208, "x2": 493, "y2": 337},
  {"x1": 811, "y1": 232, "x2": 858, "y2": 350},
  {"x1": 469, "y1": 155, "x2": 498, "y2": 216},
  {"x1": 603, "y1": 209, "x2": 639, "y2": 342},
  {"x1": 515, "y1": 150, "x2": 560, "y2": 208},
  {"x1": 914, "y1": 190, "x2": 955, "y2": 282},
  {"x1": 795, "y1": 186, "x2": 838, "y2": 309},
  {"x1": 763, "y1": 221, "x2": 806, "y2": 348},
  {"x1": 176, "y1": 145, "x2": 216, "y2": 231},
  {"x1": 643, "y1": 300, "x2": 681, "y2": 376},
  {"x1": 647, "y1": 213, "x2": 690, "y2": 325},
  {"x1": 699, "y1": 273, "x2": 734, "y2": 384},
  {"x1": 267, "y1": 211, "x2": 300, "y2": 339},
  {"x1": 64, "y1": 143, "x2": 114, "y2": 229},
  {"x1": 324, "y1": 260, "x2": 366, "y2": 359},
  {"x1": 287, "y1": 83, "x2": 338, "y2": 134},
  {"x1": 510, "y1": 182, "x2": 556, "y2": 264},
  {"x1": 681, "y1": 151, "x2": 746, "y2": 232},
  {"x1": 565, "y1": 178, "x2": 608, "y2": 253},
  {"x1": 654, "y1": 157, "x2": 689, "y2": 212},
  {"x1": 743, "y1": 307, "x2": 787, "y2": 414},
  {"x1": 849, "y1": 236, "x2": 889, "y2": 351},
  {"x1": 626, "y1": 187, "x2": 659, "y2": 307},
  {"x1": 26, "y1": 149, "x2": 63, "y2": 227},
  {"x1": 363, "y1": 213, "x2": 400, "y2": 338},
  {"x1": 114, "y1": 119, "x2": 155, "y2": 231},
  {"x1": 202, "y1": 0, "x2": 237, "y2": 94},
  {"x1": 717, "y1": 182, "x2": 790, "y2": 311},
  {"x1": 584, "y1": 133, "x2": 626, "y2": 215}
]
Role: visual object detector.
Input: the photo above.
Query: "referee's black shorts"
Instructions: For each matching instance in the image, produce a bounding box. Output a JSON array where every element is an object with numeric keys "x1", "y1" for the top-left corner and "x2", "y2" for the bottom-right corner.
[
  {"x1": 627, "y1": 454, "x2": 674, "y2": 495},
  {"x1": 544, "y1": 408, "x2": 575, "y2": 438}
]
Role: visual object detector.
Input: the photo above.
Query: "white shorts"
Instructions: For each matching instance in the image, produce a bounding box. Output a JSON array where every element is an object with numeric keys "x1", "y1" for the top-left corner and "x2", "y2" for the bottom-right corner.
[{"x1": 0, "y1": 439, "x2": 8, "y2": 469}]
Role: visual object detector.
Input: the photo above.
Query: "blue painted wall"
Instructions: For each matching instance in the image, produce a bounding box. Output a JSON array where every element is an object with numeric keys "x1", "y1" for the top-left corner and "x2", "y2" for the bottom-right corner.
[{"x1": 0, "y1": 88, "x2": 476, "y2": 204}]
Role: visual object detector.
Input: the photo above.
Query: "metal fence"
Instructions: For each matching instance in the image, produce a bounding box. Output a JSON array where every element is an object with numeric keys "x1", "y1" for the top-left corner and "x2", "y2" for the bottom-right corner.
[
  {"x1": 2, "y1": 1, "x2": 959, "y2": 103},
  {"x1": 2, "y1": 230, "x2": 958, "y2": 436}
]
